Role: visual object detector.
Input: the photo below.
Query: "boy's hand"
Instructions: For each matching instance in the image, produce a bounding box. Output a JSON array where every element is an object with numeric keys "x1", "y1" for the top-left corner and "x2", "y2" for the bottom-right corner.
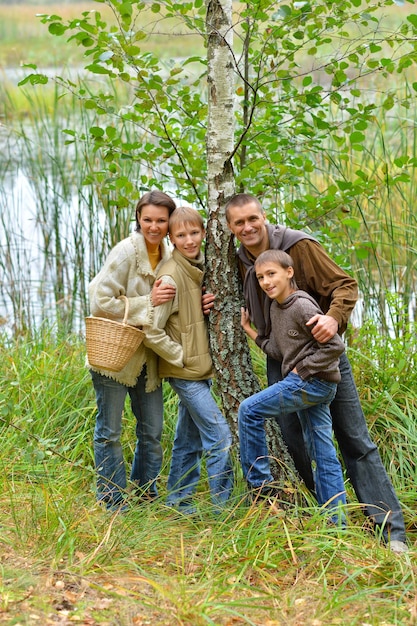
[
  {"x1": 151, "y1": 278, "x2": 176, "y2": 306},
  {"x1": 202, "y1": 287, "x2": 215, "y2": 315},
  {"x1": 240, "y1": 307, "x2": 250, "y2": 330},
  {"x1": 306, "y1": 314, "x2": 338, "y2": 343},
  {"x1": 241, "y1": 307, "x2": 258, "y2": 341}
]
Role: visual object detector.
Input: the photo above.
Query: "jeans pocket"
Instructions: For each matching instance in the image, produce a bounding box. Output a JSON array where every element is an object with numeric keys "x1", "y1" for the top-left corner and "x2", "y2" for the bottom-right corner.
[{"x1": 308, "y1": 378, "x2": 337, "y2": 404}]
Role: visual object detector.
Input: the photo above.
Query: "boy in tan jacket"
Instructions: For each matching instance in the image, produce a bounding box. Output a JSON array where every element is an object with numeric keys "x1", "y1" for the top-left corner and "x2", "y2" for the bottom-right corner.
[{"x1": 146, "y1": 206, "x2": 233, "y2": 513}]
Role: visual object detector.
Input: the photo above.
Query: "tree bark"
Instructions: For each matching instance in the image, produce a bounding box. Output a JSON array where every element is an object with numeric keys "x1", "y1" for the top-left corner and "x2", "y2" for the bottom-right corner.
[
  {"x1": 204, "y1": 0, "x2": 296, "y2": 490},
  {"x1": 205, "y1": 0, "x2": 252, "y2": 426}
]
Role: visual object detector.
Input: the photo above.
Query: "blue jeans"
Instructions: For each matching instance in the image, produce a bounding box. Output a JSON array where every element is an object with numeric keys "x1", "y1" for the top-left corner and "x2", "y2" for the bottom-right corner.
[
  {"x1": 267, "y1": 352, "x2": 406, "y2": 542},
  {"x1": 239, "y1": 373, "x2": 346, "y2": 522},
  {"x1": 166, "y1": 378, "x2": 233, "y2": 510},
  {"x1": 91, "y1": 369, "x2": 163, "y2": 508}
]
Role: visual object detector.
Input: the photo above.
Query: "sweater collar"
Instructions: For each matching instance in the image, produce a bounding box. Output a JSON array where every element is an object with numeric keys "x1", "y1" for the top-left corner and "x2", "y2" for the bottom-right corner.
[{"x1": 130, "y1": 230, "x2": 171, "y2": 277}]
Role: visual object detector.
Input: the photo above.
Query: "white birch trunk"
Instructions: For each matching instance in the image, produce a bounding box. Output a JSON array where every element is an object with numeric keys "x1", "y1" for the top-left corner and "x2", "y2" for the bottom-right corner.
[{"x1": 204, "y1": 0, "x2": 296, "y2": 492}]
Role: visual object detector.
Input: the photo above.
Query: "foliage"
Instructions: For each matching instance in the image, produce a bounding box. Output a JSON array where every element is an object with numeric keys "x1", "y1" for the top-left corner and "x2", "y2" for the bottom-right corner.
[
  {"x1": 18, "y1": 0, "x2": 417, "y2": 210},
  {"x1": 0, "y1": 327, "x2": 416, "y2": 623},
  {"x1": 14, "y1": 0, "x2": 417, "y2": 330}
]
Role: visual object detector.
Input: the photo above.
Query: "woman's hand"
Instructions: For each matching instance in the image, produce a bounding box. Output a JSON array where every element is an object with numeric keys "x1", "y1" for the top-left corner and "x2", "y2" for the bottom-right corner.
[{"x1": 151, "y1": 278, "x2": 176, "y2": 306}]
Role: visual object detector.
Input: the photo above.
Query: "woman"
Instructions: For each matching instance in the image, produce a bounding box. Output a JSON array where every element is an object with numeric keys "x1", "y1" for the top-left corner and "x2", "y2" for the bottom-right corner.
[{"x1": 88, "y1": 190, "x2": 183, "y2": 510}]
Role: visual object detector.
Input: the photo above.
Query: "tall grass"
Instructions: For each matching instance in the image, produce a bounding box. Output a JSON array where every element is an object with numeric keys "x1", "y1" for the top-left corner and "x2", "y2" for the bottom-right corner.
[
  {"x1": 1, "y1": 329, "x2": 416, "y2": 624},
  {"x1": 0, "y1": 82, "x2": 144, "y2": 335}
]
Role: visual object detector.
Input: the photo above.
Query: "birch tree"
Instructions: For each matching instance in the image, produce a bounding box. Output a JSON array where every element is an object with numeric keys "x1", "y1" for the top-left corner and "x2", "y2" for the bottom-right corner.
[{"x1": 204, "y1": 0, "x2": 295, "y2": 482}]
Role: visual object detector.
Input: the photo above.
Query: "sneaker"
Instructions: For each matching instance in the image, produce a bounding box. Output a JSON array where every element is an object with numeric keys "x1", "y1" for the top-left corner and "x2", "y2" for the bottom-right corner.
[{"x1": 390, "y1": 540, "x2": 408, "y2": 554}]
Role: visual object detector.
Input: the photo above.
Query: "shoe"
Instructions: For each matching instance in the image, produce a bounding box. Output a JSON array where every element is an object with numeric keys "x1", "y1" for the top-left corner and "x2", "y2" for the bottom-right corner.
[
  {"x1": 131, "y1": 488, "x2": 158, "y2": 504},
  {"x1": 247, "y1": 484, "x2": 283, "y2": 504},
  {"x1": 390, "y1": 540, "x2": 408, "y2": 554},
  {"x1": 166, "y1": 498, "x2": 197, "y2": 515}
]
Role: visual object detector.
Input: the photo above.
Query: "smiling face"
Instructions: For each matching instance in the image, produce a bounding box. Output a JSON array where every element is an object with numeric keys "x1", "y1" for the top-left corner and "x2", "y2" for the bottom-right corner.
[
  {"x1": 138, "y1": 204, "x2": 170, "y2": 248},
  {"x1": 255, "y1": 261, "x2": 295, "y2": 303},
  {"x1": 170, "y1": 221, "x2": 205, "y2": 259},
  {"x1": 226, "y1": 201, "x2": 269, "y2": 257}
]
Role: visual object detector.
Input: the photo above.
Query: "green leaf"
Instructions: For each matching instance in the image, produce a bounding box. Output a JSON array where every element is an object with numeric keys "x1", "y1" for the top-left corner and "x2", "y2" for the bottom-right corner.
[
  {"x1": 119, "y1": 2, "x2": 133, "y2": 16},
  {"x1": 18, "y1": 73, "x2": 48, "y2": 86},
  {"x1": 277, "y1": 5, "x2": 292, "y2": 17},
  {"x1": 85, "y1": 63, "x2": 112, "y2": 75},
  {"x1": 106, "y1": 126, "x2": 117, "y2": 139},
  {"x1": 90, "y1": 127, "x2": 105, "y2": 137},
  {"x1": 48, "y1": 22, "x2": 67, "y2": 36},
  {"x1": 350, "y1": 131, "x2": 365, "y2": 144},
  {"x1": 382, "y1": 95, "x2": 394, "y2": 110},
  {"x1": 407, "y1": 14, "x2": 417, "y2": 28}
]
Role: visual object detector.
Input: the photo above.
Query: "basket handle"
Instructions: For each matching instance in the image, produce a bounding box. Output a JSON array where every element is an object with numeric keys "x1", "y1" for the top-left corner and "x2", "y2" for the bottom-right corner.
[{"x1": 118, "y1": 295, "x2": 130, "y2": 325}]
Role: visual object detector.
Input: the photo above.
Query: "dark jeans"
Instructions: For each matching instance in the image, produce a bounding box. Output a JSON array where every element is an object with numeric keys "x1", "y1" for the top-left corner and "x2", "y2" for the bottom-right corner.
[
  {"x1": 91, "y1": 369, "x2": 163, "y2": 509},
  {"x1": 267, "y1": 351, "x2": 406, "y2": 542}
]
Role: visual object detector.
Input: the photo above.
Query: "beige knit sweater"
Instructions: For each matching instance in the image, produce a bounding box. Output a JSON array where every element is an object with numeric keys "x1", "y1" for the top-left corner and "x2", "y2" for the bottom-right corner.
[{"x1": 87, "y1": 231, "x2": 183, "y2": 390}]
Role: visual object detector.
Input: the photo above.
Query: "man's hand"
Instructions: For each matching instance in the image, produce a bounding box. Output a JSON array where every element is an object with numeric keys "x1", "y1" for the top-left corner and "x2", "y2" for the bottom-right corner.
[
  {"x1": 202, "y1": 287, "x2": 215, "y2": 315},
  {"x1": 306, "y1": 314, "x2": 338, "y2": 343},
  {"x1": 151, "y1": 278, "x2": 176, "y2": 306}
]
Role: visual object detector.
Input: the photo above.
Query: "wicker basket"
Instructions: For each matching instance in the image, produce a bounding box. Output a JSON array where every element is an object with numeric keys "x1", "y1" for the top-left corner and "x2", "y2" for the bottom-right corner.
[{"x1": 85, "y1": 295, "x2": 146, "y2": 372}]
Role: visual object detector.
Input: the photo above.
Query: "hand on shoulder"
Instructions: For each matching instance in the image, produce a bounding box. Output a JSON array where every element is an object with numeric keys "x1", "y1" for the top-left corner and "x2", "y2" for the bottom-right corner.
[{"x1": 306, "y1": 314, "x2": 338, "y2": 343}]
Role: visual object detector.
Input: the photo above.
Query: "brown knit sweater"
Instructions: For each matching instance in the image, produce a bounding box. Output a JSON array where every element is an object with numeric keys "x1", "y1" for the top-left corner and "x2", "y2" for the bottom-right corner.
[{"x1": 256, "y1": 290, "x2": 345, "y2": 382}]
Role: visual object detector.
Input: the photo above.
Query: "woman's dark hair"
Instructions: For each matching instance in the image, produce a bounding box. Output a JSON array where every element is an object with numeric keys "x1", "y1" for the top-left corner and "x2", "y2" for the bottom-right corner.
[{"x1": 135, "y1": 190, "x2": 177, "y2": 231}]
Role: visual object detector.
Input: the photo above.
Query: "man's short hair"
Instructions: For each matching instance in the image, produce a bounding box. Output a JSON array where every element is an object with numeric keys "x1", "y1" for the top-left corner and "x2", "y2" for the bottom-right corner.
[{"x1": 225, "y1": 193, "x2": 262, "y2": 222}]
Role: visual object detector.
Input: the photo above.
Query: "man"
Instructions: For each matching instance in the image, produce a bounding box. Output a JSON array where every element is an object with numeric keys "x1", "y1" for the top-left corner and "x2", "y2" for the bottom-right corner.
[{"x1": 226, "y1": 192, "x2": 407, "y2": 553}]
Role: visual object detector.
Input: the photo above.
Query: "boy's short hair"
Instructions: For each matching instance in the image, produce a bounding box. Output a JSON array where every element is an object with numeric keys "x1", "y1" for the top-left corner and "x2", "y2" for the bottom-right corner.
[
  {"x1": 169, "y1": 206, "x2": 205, "y2": 231},
  {"x1": 255, "y1": 249, "x2": 293, "y2": 269},
  {"x1": 255, "y1": 249, "x2": 298, "y2": 289}
]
